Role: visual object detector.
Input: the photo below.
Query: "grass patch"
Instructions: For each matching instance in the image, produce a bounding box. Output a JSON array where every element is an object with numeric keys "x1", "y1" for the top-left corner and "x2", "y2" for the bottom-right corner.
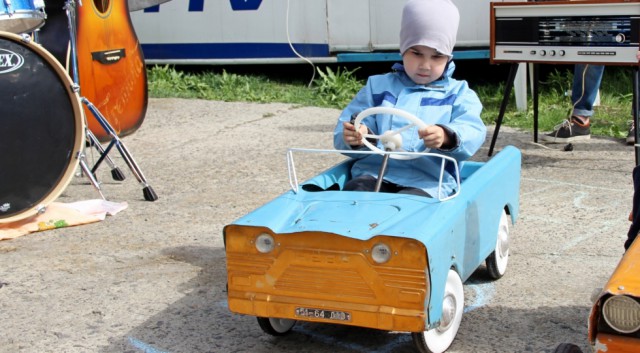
[{"x1": 147, "y1": 63, "x2": 636, "y2": 138}]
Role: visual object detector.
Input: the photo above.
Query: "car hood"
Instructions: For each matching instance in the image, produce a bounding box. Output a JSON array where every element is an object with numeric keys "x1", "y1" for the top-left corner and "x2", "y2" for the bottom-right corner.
[{"x1": 230, "y1": 190, "x2": 450, "y2": 241}]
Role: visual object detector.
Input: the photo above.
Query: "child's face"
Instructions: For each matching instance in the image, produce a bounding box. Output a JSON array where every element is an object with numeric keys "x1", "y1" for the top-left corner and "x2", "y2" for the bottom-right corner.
[{"x1": 402, "y1": 45, "x2": 449, "y2": 85}]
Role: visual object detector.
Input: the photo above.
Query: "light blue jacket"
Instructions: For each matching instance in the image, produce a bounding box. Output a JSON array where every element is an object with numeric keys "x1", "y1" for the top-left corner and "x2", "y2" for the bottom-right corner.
[{"x1": 333, "y1": 61, "x2": 486, "y2": 197}]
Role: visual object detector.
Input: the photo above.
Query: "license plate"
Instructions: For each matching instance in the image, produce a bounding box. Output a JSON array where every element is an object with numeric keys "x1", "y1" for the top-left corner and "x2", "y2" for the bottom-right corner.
[{"x1": 295, "y1": 307, "x2": 351, "y2": 322}]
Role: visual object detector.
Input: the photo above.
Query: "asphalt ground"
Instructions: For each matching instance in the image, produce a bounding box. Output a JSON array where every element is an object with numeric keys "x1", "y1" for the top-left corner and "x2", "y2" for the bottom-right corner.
[{"x1": 0, "y1": 98, "x2": 635, "y2": 352}]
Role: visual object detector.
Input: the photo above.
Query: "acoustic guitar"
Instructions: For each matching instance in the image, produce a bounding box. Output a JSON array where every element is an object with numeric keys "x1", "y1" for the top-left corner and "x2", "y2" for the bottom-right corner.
[{"x1": 76, "y1": 0, "x2": 148, "y2": 141}]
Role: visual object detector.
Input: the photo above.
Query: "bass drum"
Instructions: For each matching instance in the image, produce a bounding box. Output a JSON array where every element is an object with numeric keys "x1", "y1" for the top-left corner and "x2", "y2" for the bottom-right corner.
[{"x1": 0, "y1": 32, "x2": 84, "y2": 224}]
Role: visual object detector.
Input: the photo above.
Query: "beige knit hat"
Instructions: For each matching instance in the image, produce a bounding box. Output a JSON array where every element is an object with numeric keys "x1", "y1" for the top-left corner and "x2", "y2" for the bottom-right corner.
[{"x1": 399, "y1": 0, "x2": 460, "y2": 57}]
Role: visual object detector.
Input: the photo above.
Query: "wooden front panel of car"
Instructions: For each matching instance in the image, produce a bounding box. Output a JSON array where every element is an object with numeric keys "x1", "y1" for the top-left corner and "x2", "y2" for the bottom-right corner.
[{"x1": 224, "y1": 225, "x2": 429, "y2": 332}]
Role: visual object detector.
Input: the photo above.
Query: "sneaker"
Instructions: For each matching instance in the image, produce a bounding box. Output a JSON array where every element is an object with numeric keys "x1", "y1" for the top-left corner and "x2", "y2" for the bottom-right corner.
[
  {"x1": 540, "y1": 116, "x2": 591, "y2": 143},
  {"x1": 627, "y1": 121, "x2": 635, "y2": 145}
]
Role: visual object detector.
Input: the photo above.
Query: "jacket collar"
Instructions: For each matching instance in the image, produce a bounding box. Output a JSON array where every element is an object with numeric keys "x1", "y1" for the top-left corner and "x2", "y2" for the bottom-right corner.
[{"x1": 391, "y1": 60, "x2": 455, "y2": 87}]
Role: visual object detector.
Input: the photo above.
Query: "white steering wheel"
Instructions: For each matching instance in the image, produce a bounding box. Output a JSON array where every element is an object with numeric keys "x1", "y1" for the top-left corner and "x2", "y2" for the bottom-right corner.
[{"x1": 353, "y1": 106, "x2": 430, "y2": 160}]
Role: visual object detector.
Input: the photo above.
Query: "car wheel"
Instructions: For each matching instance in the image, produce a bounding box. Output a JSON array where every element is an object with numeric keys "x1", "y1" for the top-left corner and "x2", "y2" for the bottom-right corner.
[
  {"x1": 486, "y1": 210, "x2": 510, "y2": 279},
  {"x1": 412, "y1": 269, "x2": 464, "y2": 353},
  {"x1": 553, "y1": 343, "x2": 583, "y2": 353},
  {"x1": 256, "y1": 317, "x2": 296, "y2": 336}
]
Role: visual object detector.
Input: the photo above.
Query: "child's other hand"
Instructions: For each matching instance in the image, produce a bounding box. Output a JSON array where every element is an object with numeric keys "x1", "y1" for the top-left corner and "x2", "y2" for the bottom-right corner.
[
  {"x1": 419, "y1": 125, "x2": 448, "y2": 149},
  {"x1": 343, "y1": 121, "x2": 368, "y2": 146}
]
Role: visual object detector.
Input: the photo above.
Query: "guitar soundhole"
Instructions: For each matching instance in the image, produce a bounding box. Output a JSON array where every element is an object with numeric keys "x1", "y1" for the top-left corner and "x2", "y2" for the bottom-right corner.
[{"x1": 93, "y1": 0, "x2": 110, "y2": 14}]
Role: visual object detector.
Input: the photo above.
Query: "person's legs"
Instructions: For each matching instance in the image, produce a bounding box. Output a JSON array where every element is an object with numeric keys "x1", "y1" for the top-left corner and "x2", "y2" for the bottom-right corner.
[
  {"x1": 344, "y1": 175, "x2": 402, "y2": 193},
  {"x1": 343, "y1": 175, "x2": 430, "y2": 197},
  {"x1": 343, "y1": 175, "x2": 378, "y2": 191},
  {"x1": 625, "y1": 165, "x2": 640, "y2": 250},
  {"x1": 571, "y1": 64, "x2": 604, "y2": 119},
  {"x1": 541, "y1": 64, "x2": 604, "y2": 143},
  {"x1": 397, "y1": 187, "x2": 431, "y2": 197},
  {"x1": 573, "y1": 64, "x2": 635, "y2": 145}
]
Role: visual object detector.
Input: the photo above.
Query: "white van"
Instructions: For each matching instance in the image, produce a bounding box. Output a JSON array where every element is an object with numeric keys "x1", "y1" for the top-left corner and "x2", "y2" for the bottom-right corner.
[{"x1": 130, "y1": 0, "x2": 524, "y2": 65}]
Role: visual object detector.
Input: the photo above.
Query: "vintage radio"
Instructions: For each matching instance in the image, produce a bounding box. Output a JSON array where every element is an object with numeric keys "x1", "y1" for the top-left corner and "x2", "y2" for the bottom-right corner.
[{"x1": 490, "y1": 0, "x2": 640, "y2": 64}]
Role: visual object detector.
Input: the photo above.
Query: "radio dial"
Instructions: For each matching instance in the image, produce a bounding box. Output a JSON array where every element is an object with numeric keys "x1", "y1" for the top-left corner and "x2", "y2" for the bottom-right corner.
[
  {"x1": 616, "y1": 33, "x2": 626, "y2": 43},
  {"x1": 549, "y1": 50, "x2": 556, "y2": 56},
  {"x1": 540, "y1": 50, "x2": 546, "y2": 56},
  {"x1": 559, "y1": 50, "x2": 565, "y2": 56}
]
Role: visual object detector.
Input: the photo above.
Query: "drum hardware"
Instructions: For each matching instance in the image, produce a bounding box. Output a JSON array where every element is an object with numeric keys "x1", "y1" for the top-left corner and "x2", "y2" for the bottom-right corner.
[
  {"x1": 27, "y1": 32, "x2": 109, "y2": 201},
  {"x1": 31, "y1": 1, "x2": 123, "y2": 183},
  {"x1": 69, "y1": 80, "x2": 125, "y2": 193},
  {"x1": 82, "y1": 96, "x2": 157, "y2": 201},
  {"x1": 85, "y1": 129, "x2": 127, "y2": 182},
  {"x1": 0, "y1": 0, "x2": 47, "y2": 34},
  {"x1": 63, "y1": 0, "x2": 158, "y2": 201},
  {"x1": 76, "y1": 149, "x2": 107, "y2": 200}
]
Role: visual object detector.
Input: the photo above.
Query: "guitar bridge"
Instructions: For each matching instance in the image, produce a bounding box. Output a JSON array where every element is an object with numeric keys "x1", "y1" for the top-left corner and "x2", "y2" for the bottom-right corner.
[{"x1": 91, "y1": 49, "x2": 126, "y2": 65}]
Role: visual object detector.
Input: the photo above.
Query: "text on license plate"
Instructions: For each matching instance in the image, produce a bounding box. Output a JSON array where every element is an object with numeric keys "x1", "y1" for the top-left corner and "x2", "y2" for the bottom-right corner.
[{"x1": 295, "y1": 307, "x2": 351, "y2": 322}]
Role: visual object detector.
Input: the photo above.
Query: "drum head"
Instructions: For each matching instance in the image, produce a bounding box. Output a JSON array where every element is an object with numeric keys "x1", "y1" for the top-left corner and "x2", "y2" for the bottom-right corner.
[
  {"x1": 0, "y1": 32, "x2": 84, "y2": 223},
  {"x1": 0, "y1": 1, "x2": 46, "y2": 34}
]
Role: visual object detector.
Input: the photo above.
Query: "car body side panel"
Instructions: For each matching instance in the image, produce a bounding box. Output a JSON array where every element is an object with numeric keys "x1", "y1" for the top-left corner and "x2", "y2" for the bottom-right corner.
[{"x1": 416, "y1": 147, "x2": 521, "y2": 326}]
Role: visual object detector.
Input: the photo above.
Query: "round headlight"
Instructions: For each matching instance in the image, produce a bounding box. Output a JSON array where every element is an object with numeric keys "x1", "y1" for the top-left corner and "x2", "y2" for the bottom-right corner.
[
  {"x1": 255, "y1": 233, "x2": 275, "y2": 253},
  {"x1": 371, "y1": 243, "x2": 392, "y2": 264},
  {"x1": 602, "y1": 295, "x2": 640, "y2": 333}
]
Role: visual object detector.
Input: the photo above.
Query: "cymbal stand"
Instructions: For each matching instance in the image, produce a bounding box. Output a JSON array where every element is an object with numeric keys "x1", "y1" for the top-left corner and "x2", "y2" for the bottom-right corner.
[{"x1": 63, "y1": 0, "x2": 157, "y2": 201}]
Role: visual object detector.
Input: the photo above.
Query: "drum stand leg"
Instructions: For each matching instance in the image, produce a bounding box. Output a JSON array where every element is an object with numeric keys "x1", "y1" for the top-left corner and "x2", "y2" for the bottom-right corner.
[
  {"x1": 86, "y1": 129, "x2": 126, "y2": 182},
  {"x1": 82, "y1": 97, "x2": 158, "y2": 202},
  {"x1": 77, "y1": 151, "x2": 106, "y2": 200}
]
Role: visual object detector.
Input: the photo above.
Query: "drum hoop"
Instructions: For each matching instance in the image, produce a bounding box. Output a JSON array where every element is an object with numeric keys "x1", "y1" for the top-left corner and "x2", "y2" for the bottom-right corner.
[
  {"x1": 0, "y1": 31, "x2": 85, "y2": 224},
  {"x1": 0, "y1": 5, "x2": 47, "y2": 34}
]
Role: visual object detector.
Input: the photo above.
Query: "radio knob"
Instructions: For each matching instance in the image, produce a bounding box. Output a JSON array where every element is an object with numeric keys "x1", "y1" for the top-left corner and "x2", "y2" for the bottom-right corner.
[
  {"x1": 616, "y1": 33, "x2": 626, "y2": 43},
  {"x1": 559, "y1": 50, "x2": 565, "y2": 56},
  {"x1": 540, "y1": 50, "x2": 546, "y2": 56},
  {"x1": 530, "y1": 50, "x2": 536, "y2": 55},
  {"x1": 550, "y1": 50, "x2": 556, "y2": 56}
]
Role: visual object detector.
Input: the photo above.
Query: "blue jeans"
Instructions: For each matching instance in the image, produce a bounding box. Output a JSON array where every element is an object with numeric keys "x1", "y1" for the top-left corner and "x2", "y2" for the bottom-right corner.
[
  {"x1": 344, "y1": 175, "x2": 430, "y2": 197},
  {"x1": 571, "y1": 64, "x2": 604, "y2": 118}
]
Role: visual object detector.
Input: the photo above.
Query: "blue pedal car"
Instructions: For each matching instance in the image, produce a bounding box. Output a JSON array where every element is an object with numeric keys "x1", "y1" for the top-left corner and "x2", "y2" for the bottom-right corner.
[{"x1": 224, "y1": 108, "x2": 521, "y2": 353}]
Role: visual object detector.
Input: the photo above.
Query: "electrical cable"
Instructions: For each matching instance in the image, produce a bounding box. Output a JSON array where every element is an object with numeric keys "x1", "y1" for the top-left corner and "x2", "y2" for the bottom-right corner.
[{"x1": 286, "y1": 0, "x2": 316, "y2": 88}]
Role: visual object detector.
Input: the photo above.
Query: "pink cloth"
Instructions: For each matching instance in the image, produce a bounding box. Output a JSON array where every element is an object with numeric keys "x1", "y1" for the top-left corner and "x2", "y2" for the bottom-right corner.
[{"x1": 0, "y1": 200, "x2": 127, "y2": 240}]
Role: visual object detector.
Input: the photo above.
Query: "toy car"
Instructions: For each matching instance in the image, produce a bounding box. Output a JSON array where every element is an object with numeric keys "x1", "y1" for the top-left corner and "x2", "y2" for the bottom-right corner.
[
  {"x1": 554, "y1": 237, "x2": 640, "y2": 353},
  {"x1": 223, "y1": 108, "x2": 521, "y2": 353}
]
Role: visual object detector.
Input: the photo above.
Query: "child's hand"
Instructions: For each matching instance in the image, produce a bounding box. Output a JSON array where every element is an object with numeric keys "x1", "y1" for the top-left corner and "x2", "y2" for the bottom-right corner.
[
  {"x1": 343, "y1": 121, "x2": 368, "y2": 146},
  {"x1": 419, "y1": 125, "x2": 449, "y2": 149}
]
